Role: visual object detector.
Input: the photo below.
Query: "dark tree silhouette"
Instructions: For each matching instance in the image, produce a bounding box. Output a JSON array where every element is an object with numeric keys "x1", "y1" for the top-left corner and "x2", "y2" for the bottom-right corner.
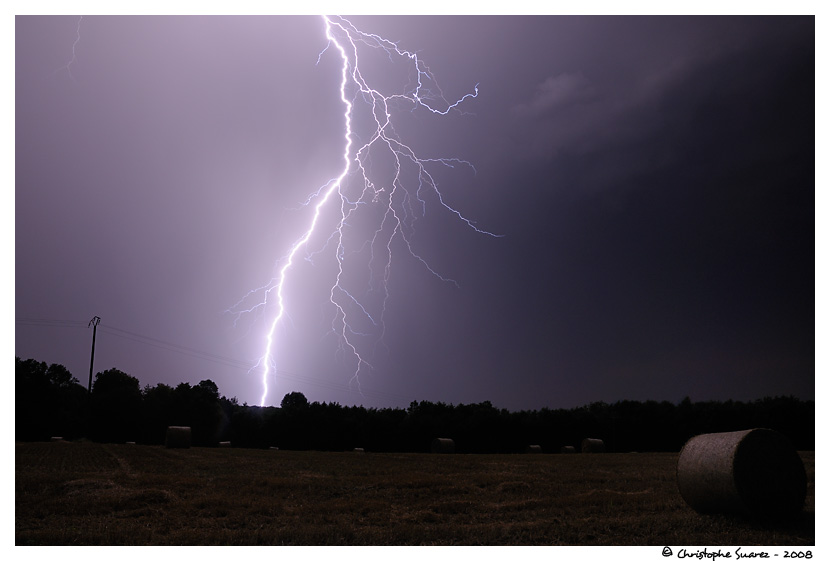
[
  {"x1": 281, "y1": 391, "x2": 309, "y2": 410},
  {"x1": 15, "y1": 357, "x2": 87, "y2": 441},
  {"x1": 90, "y1": 368, "x2": 142, "y2": 442},
  {"x1": 140, "y1": 383, "x2": 175, "y2": 444},
  {"x1": 188, "y1": 380, "x2": 223, "y2": 446},
  {"x1": 14, "y1": 356, "x2": 814, "y2": 452}
]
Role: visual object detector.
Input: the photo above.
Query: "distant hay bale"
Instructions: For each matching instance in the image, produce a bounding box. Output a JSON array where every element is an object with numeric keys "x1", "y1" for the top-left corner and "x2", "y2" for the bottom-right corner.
[
  {"x1": 165, "y1": 426, "x2": 192, "y2": 449},
  {"x1": 50, "y1": 437, "x2": 63, "y2": 442},
  {"x1": 269, "y1": 447, "x2": 280, "y2": 450},
  {"x1": 560, "y1": 445, "x2": 576, "y2": 454},
  {"x1": 581, "y1": 438, "x2": 606, "y2": 453},
  {"x1": 352, "y1": 448, "x2": 365, "y2": 453},
  {"x1": 431, "y1": 438, "x2": 455, "y2": 454},
  {"x1": 525, "y1": 445, "x2": 542, "y2": 454},
  {"x1": 126, "y1": 441, "x2": 136, "y2": 445},
  {"x1": 218, "y1": 441, "x2": 231, "y2": 448},
  {"x1": 677, "y1": 428, "x2": 806, "y2": 519}
]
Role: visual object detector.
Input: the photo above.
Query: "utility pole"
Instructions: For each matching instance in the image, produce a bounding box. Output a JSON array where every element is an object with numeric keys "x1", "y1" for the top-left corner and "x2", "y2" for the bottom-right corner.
[{"x1": 87, "y1": 316, "x2": 100, "y2": 393}]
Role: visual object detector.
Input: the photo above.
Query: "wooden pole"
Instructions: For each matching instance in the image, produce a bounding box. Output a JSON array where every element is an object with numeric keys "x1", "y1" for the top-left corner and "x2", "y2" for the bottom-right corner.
[{"x1": 87, "y1": 316, "x2": 100, "y2": 393}]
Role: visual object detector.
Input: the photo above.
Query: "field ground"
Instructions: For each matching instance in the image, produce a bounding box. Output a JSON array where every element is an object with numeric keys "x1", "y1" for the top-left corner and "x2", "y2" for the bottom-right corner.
[{"x1": 15, "y1": 442, "x2": 814, "y2": 546}]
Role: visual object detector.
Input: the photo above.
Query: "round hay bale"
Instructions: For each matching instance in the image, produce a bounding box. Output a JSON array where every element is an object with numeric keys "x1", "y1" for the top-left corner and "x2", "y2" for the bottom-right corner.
[
  {"x1": 525, "y1": 445, "x2": 542, "y2": 454},
  {"x1": 352, "y1": 447, "x2": 365, "y2": 453},
  {"x1": 581, "y1": 438, "x2": 605, "y2": 453},
  {"x1": 126, "y1": 441, "x2": 136, "y2": 445},
  {"x1": 165, "y1": 426, "x2": 192, "y2": 449},
  {"x1": 431, "y1": 438, "x2": 455, "y2": 454},
  {"x1": 677, "y1": 428, "x2": 806, "y2": 519},
  {"x1": 269, "y1": 446, "x2": 280, "y2": 450},
  {"x1": 219, "y1": 441, "x2": 231, "y2": 448},
  {"x1": 560, "y1": 445, "x2": 576, "y2": 454},
  {"x1": 50, "y1": 436, "x2": 64, "y2": 442}
]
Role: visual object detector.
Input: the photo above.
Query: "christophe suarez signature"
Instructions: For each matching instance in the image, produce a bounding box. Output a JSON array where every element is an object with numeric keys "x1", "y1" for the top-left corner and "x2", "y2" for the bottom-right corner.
[{"x1": 676, "y1": 549, "x2": 812, "y2": 559}]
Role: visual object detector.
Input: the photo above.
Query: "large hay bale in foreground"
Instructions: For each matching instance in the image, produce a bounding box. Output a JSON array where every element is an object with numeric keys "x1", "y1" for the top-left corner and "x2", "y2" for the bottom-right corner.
[
  {"x1": 431, "y1": 438, "x2": 455, "y2": 454},
  {"x1": 676, "y1": 428, "x2": 806, "y2": 519},
  {"x1": 165, "y1": 426, "x2": 192, "y2": 449},
  {"x1": 525, "y1": 445, "x2": 542, "y2": 454},
  {"x1": 581, "y1": 438, "x2": 605, "y2": 453},
  {"x1": 560, "y1": 445, "x2": 576, "y2": 454}
]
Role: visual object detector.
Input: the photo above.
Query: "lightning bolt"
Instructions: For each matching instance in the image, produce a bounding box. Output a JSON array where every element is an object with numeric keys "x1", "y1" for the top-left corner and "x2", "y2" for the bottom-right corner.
[
  {"x1": 230, "y1": 15, "x2": 499, "y2": 406},
  {"x1": 57, "y1": 15, "x2": 84, "y2": 82}
]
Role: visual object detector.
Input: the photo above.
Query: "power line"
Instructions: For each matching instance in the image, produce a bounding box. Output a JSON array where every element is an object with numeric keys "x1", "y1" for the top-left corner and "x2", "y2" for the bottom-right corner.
[
  {"x1": 97, "y1": 325, "x2": 410, "y2": 403},
  {"x1": 100, "y1": 325, "x2": 410, "y2": 404},
  {"x1": 98, "y1": 325, "x2": 256, "y2": 371},
  {"x1": 16, "y1": 316, "x2": 413, "y2": 406},
  {"x1": 15, "y1": 318, "x2": 88, "y2": 329}
]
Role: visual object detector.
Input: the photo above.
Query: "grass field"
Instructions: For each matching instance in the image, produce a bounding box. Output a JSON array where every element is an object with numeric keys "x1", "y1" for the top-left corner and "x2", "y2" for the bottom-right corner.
[{"x1": 15, "y1": 441, "x2": 814, "y2": 546}]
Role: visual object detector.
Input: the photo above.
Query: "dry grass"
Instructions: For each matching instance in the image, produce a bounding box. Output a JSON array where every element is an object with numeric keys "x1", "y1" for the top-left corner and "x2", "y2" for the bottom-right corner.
[{"x1": 15, "y1": 442, "x2": 814, "y2": 545}]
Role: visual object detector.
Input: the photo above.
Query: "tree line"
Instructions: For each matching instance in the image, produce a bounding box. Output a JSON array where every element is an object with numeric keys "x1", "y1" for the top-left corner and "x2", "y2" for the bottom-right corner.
[{"x1": 15, "y1": 356, "x2": 815, "y2": 452}]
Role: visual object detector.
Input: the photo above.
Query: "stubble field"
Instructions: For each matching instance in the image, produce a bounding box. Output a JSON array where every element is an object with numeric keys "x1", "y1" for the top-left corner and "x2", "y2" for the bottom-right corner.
[{"x1": 15, "y1": 442, "x2": 814, "y2": 546}]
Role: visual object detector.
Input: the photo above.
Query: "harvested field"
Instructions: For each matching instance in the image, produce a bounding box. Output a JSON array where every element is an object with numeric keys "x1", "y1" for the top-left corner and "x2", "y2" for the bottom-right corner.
[{"x1": 15, "y1": 442, "x2": 814, "y2": 545}]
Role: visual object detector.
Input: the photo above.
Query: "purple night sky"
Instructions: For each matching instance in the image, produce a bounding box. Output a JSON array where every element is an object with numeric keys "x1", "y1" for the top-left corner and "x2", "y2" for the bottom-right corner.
[{"x1": 15, "y1": 14, "x2": 815, "y2": 411}]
